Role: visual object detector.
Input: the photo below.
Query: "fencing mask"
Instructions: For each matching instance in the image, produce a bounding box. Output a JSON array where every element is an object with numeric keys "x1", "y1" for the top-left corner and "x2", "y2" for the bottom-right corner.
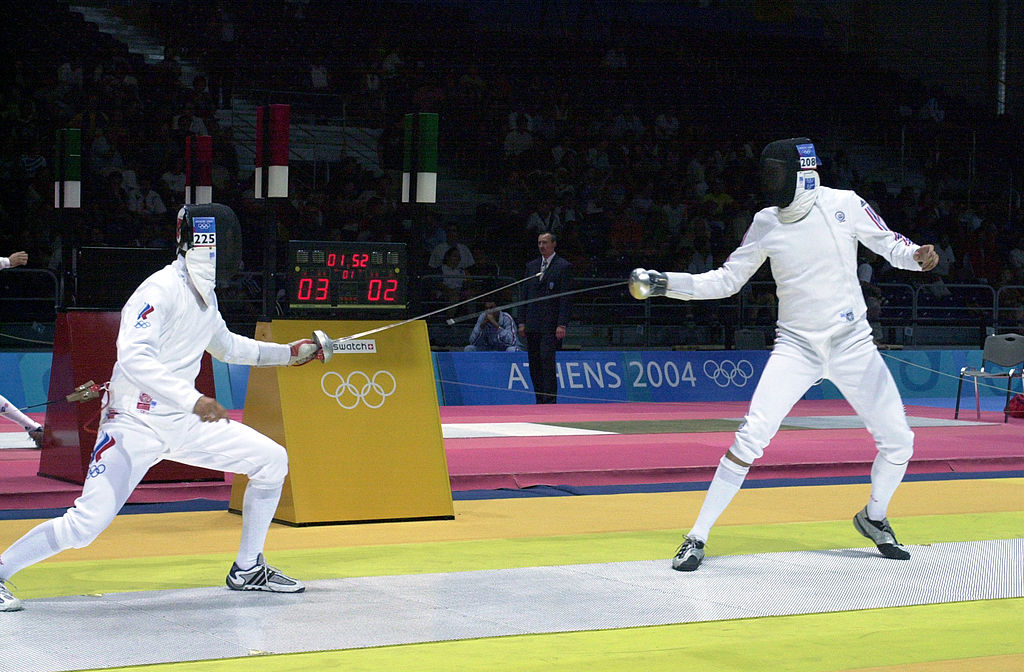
[
  {"x1": 175, "y1": 203, "x2": 242, "y2": 306},
  {"x1": 759, "y1": 137, "x2": 819, "y2": 209}
]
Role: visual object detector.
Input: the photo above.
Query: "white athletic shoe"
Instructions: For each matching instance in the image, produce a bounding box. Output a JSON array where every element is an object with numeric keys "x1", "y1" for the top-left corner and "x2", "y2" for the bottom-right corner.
[
  {"x1": 226, "y1": 554, "x2": 305, "y2": 593},
  {"x1": 0, "y1": 579, "x2": 23, "y2": 612}
]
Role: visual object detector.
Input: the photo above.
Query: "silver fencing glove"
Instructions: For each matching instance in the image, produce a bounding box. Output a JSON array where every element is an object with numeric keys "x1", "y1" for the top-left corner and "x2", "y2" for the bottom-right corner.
[{"x1": 628, "y1": 268, "x2": 668, "y2": 300}]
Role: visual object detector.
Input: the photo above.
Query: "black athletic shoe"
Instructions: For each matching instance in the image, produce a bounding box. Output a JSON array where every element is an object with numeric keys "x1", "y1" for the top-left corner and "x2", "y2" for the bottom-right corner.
[
  {"x1": 27, "y1": 426, "x2": 43, "y2": 449},
  {"x1": 671, "y1": 536, "x2": 706, "y2": 571},
  {"x1": 853, "y1": 507, "x2": 911, "y2": 560}
]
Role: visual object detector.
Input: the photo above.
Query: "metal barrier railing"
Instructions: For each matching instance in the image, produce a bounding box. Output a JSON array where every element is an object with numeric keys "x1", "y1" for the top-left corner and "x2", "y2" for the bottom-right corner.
[
  {"x1": 0, "y1": 268, "x2": 60, "y2": 320},
  {"x1": 4, "y1": 266, "x2": 1020, "y2": 350}
]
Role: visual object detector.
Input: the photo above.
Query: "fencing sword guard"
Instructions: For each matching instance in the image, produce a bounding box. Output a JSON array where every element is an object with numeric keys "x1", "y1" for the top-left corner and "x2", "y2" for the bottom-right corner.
[{"x1": 312, "y1": 330, "x2": 334, "y2": 363}]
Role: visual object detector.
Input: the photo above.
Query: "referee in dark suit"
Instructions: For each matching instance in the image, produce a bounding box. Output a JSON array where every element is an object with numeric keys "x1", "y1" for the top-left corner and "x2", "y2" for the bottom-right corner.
[{"x1": 518, "y1": 232, "x2": 572, "y2": 404}]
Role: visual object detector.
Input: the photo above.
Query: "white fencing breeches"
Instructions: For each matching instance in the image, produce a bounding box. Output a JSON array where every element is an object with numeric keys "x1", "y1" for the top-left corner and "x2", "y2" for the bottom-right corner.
[
  {"x1": 50, "y1": 411, "x2": 287, "y2": 552},
  {"x1": 730, "y1": 322, "x2": 914, "y2": 466}
]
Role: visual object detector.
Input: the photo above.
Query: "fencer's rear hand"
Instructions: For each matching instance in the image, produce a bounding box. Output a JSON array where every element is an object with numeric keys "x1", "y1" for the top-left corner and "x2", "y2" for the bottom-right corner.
[
  {"x1": 914, "y1": 244, "x2": 939, "y2": 272},
  {"x1": 194, "y1": 395, "x2": 229, "y2": 423},
  {"x1": 628, "y1": 268, "x2": 668, "y2": 299},
  {"x1": 287, "y1": 338, "x2": 323, "y2": 365},
  {"x1": 7, "y1": 251, "x2": 27, "y2": 267}
]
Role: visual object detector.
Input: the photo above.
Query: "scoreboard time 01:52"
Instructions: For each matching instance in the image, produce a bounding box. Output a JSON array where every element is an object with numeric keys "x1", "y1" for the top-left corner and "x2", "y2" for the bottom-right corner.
[{"x1": 288, "y1": 241, "x2": 407, "y2": 309}]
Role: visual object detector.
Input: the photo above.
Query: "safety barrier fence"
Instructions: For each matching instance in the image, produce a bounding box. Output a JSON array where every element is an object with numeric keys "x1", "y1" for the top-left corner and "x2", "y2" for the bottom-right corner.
[{"x1": 2, "y1": 269, "x2": 1022, "y2": 350}]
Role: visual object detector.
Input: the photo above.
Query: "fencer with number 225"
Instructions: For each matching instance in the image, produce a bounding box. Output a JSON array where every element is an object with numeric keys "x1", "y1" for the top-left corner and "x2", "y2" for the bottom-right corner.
[
  {"x1": 0, "y1": 204, "x2": 324, "y2": 612},
  {"x1": 630, "y1": 138, "x2": 940, "y2": 572}
]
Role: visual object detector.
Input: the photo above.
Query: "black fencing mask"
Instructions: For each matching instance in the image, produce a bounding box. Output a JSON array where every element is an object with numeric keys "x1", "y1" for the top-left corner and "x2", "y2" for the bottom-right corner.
[{"x1": 759, "y1": 137, "x2": 818, "y2": 208}]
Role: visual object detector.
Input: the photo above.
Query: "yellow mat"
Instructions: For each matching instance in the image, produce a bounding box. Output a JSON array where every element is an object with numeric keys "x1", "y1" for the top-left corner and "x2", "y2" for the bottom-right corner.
[{"x1": 3, "y1": 478, "x2": 1021, "y2": 564}]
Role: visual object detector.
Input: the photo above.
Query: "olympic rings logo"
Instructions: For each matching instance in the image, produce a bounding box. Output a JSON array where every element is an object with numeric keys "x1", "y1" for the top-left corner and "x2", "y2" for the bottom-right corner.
[
  {"x1": 703, "y1": 359, "x2": 755, "y2": 388},
  {"x1": 87, "y1": 463, "x2": 106, "y2": 478},
  {"x1": 321, "y1": 370, "x2": 397, "y2": 410}
]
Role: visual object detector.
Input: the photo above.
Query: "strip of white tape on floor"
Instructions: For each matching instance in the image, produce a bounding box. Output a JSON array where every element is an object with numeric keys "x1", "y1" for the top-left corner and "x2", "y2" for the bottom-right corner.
[{"x1": 5, "y1": 539, "x2": 1022, "y2": 672}]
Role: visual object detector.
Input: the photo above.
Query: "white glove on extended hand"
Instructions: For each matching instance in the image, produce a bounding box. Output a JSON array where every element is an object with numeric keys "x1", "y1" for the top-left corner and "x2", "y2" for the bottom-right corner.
[
  {"x1": 287, "y1": 338, "x2": 323, "y2": 366},
  {"x1": 628, "y1": 268, "x2": 668, "y2": 299}
]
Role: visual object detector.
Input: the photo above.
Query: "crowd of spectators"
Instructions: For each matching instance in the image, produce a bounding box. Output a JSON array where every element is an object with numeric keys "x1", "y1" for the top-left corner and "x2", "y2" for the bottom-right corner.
[{"x1": 3, "y1": 1, "x2": 1024, "y2": 332}]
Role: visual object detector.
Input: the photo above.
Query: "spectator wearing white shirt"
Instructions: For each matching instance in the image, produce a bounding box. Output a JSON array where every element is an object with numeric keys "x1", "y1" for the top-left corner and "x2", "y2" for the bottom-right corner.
[{"x1": 428, "y1": 224, "x2": 475, "y2": 270}]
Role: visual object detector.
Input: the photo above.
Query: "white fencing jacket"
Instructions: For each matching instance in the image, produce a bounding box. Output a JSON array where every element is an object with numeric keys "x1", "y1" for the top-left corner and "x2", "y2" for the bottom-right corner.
[
  {"x1": 106, "y1": 257, "x2": 289, "y2": 419},
  {"x1": 665, "y1": 186, "x2": 923, "y2": 334}
]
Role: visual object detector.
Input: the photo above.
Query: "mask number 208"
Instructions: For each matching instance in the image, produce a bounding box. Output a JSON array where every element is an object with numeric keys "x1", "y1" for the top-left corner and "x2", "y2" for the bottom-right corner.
[{"x1": 193, "y1": 232, "x2": 217, "y2": 246}]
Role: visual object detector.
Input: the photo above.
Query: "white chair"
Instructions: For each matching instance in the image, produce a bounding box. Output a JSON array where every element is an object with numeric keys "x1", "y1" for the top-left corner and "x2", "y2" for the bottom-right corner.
[{"x1": 955, "y1": 333, "x2": 1024, "y2": 422}]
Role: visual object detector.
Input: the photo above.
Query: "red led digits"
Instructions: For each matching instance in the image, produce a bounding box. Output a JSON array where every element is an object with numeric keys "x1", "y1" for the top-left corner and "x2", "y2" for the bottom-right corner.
[
  {"x1": 366, "y1": 278, "x2": 399, "y2": 302},
  {"x1": 290, "y1": 242, "x2": 406, "y2": 309}
]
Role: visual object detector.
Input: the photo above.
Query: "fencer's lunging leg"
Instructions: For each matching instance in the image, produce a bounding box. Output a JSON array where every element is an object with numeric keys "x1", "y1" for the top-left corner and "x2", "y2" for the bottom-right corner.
[
  {"x1": 688, "y1": 333, "x2": 823, "y2": 543},
  {"x1": 688, "y1": 454, "x2": 749, "y2": 542},
  {"x1": 866, "y1": 454, "x2": 909, "y2": 521},
  {"x1": 0, "y1": 520, "x2": 62, "y2": 581},
  {"x1": 0, "y1": 427, "x2": 152, "y2": 580}
]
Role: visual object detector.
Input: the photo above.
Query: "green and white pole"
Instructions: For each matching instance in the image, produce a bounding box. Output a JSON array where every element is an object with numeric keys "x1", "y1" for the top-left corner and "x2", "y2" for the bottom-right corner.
[
  {"x1": 54, "y1": 128, "x2": 81, "y2": 209},
  {"x1": 402, "y1": 112, "x2": 438, "y2": 203}
]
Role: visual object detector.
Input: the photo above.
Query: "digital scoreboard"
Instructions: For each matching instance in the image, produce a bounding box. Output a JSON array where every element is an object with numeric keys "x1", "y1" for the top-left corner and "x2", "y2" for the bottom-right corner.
[{"x1": 288, "y1": 241, "x2": 407, "y2": 310}]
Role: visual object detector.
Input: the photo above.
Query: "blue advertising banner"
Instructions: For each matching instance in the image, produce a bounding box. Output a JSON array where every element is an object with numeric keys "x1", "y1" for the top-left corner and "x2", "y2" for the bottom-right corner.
[
  {"x1": 0, "y1": 352, "x2": 51, "y2": 408},
  {"x1": 434, "y1": 350, "x2": 772, "y2": 405},
  {"x1": 803, "y1": 349, "x2": 982, "y2": 400},
  {"x1": 0, "y1": 348, "x2": 990, "y2": 409}
]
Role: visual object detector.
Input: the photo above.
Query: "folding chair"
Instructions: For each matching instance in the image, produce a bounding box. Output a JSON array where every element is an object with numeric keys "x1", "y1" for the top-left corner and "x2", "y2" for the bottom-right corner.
[{"x1": 955, "y1": 333, "x2": 1024, "y2": 422}]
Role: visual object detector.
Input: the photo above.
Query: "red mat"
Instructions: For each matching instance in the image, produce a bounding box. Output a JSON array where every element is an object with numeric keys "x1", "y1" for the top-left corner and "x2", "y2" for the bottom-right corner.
[{"x1": 2, "y1": 402, "x2": 1022, "y2": 510}]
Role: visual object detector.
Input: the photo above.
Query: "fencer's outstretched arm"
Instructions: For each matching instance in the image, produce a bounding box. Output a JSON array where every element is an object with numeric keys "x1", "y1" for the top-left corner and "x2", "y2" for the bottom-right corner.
[
  {"x1": 206, "y1": 314, "x2": 322, "y2": 367},
  {"x1": 630, "y1": 223, "x2": 767, "y2": 303},
  {"x1": 852, "y1": 200, "x2": 936, "y2": 272}
]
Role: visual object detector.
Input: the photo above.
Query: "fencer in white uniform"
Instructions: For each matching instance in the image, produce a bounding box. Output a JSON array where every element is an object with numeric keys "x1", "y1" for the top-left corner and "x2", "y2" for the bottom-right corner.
[
  {"x1": 0, "y1": 251, "x2": 44, "y2": 446},
  {"x1": 629, "y1": 138, "x2": 939, "y2": 572},
  {"x1": 0, "y1": 205, "x2": 323, "y2": 611}
]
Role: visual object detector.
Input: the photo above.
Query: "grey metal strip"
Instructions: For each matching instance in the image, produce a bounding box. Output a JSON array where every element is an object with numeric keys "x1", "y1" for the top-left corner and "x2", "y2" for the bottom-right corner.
[{"x1": 5, "y1": 539, "x2": 1021, "y2": 672}]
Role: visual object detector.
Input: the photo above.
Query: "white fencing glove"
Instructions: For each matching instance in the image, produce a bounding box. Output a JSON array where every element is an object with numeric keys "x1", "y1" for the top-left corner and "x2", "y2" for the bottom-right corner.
[
  {"x1": 628, "y1": 268, "x2": 668, "y2": 299},
  {"x1": 287, "y1": 338, "x2": 323, "y2": 366}
]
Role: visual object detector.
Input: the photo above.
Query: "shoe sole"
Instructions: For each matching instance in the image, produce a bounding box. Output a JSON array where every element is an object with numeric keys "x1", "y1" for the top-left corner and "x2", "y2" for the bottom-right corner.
[
  {"x1": 671, "y1": 553, "x2": 704, "y2": 572},
  {"x1": 226, "y1": 577, "x2": 305, "y2": 593},
  {"x1": 228, "y1": 584, "x2": 306, "y2": 593}
]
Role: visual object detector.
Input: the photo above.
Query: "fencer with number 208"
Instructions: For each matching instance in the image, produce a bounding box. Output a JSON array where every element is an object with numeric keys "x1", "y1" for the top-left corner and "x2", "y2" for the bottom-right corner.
[
  {"x1": 0, "y1": 204, "x2": 324, "y2": 611},
  {"x1": 630, "y1": 138, "x2": 939, "y2": 572}
]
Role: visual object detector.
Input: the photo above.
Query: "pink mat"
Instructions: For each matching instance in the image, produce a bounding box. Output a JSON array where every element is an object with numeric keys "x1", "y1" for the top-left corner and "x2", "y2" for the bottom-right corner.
[
  {"x1": 2, "y1": 402, "x2": 1022, "y2": 509},
  {"x1": 441, "y1": 401, "x2": 1024, "y2": 490}
]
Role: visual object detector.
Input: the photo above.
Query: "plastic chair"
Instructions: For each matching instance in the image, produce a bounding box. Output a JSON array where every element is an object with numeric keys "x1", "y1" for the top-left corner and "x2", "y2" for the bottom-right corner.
[{"x1": 955, "y1": 333, "x2": 1024, "y2": 422}]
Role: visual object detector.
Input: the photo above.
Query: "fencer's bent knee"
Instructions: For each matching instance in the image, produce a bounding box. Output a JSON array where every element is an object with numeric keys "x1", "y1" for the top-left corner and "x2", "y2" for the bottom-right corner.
[
  {"x1": 879, "y1": 428, "x2": 914, "y2": 465},
  {"x1": 246, "y1": 440, "x2": 288, "y2": 486}
]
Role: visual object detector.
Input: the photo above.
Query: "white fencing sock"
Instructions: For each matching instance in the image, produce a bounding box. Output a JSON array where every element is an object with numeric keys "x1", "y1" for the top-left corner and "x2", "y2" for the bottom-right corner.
[
  {"x1": 688, "y1": 455, "x2": 750, "y2": 542},
  {"x1": 235, "y1": 483, "x2": 283, "y2": 570},
  {"x1": 0, "y1": 394, "x2": 41, "y2": 432},
  {"x1": 0, "y1": 519, "x2": 62, "y2": 580},
  {"x1": 866, "y1": 453, "x2": 908, "y2": 521}
]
